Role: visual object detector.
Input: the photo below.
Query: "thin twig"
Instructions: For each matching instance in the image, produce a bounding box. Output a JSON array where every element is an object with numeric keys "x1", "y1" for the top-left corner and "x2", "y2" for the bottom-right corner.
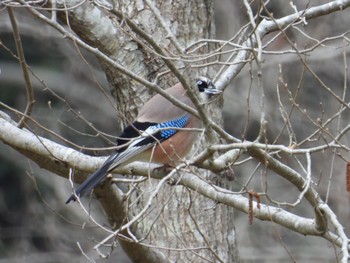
[{"x1": 7, "y1": 6, "x2": 35, "y2": 128}]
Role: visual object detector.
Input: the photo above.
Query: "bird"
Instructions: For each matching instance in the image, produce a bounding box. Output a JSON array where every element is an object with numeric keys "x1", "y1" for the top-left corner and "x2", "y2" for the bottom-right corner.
[{"x1": 66, "y1": 77, "x2": 221, "y2": 204}]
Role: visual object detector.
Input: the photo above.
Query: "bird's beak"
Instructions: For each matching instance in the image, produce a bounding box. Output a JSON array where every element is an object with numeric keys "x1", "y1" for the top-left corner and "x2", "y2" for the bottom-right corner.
[{"x1": 204, "y1": 84, "x2": 222, "y2": 95}]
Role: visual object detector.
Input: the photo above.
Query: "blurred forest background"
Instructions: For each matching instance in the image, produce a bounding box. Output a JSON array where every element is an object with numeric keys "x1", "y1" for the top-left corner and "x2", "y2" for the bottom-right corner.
[{"x1": 1, "y1": 0, "x2": 350, "y2": 262}]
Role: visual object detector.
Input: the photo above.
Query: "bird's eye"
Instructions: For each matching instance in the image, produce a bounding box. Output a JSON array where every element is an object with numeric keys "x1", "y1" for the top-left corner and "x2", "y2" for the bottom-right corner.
[{"x1": 196, "y1": 79, "x2": 208, "y2": 92}]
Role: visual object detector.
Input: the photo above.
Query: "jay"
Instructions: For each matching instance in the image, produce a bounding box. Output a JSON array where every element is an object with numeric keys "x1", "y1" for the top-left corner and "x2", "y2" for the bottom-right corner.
[{"x1": 66, "y1": 77, "x2": 220, "y2": 204}]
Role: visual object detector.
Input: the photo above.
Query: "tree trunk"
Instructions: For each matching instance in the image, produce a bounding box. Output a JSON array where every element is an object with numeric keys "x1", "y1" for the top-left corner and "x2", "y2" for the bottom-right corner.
[{"x1": 102, "y1": 2, "x2": 237, "y2": 262}]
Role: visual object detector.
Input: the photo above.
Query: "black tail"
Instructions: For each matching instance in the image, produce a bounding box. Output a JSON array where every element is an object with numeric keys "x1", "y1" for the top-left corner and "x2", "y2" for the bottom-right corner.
[{"x1": 65, "y1": 163, "x2": 110, "y2": 204}]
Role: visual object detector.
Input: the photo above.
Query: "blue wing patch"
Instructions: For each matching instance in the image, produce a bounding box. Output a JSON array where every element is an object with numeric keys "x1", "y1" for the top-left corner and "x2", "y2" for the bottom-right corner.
[
  {"x1": 126, "y1": 114, "x2": 190, "y2": 148},
  {"x1": 156, "y1": 114, "x2": 190, "y2": 139}
]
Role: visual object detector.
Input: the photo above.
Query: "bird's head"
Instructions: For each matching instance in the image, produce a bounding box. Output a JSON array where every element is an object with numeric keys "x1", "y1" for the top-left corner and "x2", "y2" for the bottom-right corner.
[{"x1": 195, "y1": 77, "x2": 221, "y2": 102}]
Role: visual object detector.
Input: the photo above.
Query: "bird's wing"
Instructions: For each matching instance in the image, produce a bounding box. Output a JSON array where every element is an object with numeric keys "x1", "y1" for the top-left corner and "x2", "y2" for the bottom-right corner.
[
  {"x1": 66, "y1": 113, "x2": 190, "y2": 203},
  {"x1": 106, "y1": 113, "x2": 191, "y2": 172}
]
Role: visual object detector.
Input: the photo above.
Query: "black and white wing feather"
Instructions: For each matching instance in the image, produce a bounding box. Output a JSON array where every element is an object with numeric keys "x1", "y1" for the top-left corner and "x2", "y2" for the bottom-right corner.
[{"x1": 65, "y1": 114, "x2": 190, "y2": 203}]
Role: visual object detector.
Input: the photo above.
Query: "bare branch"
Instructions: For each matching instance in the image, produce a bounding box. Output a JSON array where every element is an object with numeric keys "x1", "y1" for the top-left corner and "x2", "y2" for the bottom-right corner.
[
  {"x1": 215, "y1": 0, "x2": 350, "y2": 90},
  {"x1": 0, "y1": 109, "x2": 347, "y2": 253},
  {"x1": 7, "y1": 7, "x2": 35, "y2": 128}
]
